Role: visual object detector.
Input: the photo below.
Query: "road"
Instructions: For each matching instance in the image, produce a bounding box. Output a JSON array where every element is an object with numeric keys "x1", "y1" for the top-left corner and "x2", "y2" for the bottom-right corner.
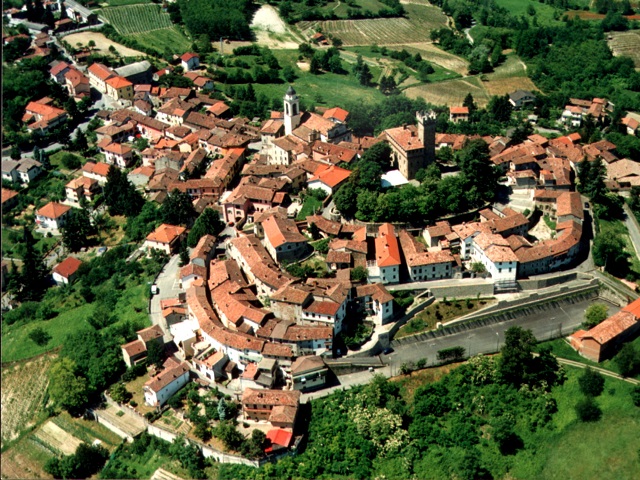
[
  {"x1": 623, "y1": 204, "x2": 640, "y2": 258},
  {"x1": 149, "y1": 254, "x2": 184, "y2": 341},
  {"x1": 302, "y1": 296, "x2": 618, "y2": 402}
]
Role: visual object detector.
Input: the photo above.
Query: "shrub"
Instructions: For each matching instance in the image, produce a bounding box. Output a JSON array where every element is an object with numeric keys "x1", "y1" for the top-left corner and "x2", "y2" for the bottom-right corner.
[
  {"x1": 631, "y1": 385, "x2": 640, "y2": 407},
  {"x1": 575, "y1": 396, "x2": 602, "y2": 422},
  {"x1": 578, "y1": 368, "x2": 605, "y2": 397},
  {"x1": 61, "y1": 153, "x2": 81, "y2": 170},
  {"x1": 28, "y1": 327, "x2": 52, "y2": 346}
]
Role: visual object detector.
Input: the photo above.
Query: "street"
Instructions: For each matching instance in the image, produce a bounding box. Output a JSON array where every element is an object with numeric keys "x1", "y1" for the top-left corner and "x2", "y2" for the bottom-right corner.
[
  {"x1": 149, "y1": 254, "x2": 184, "y2": 341},
  {"x1": 623, "y1": 204, "x2": 640, "y2": 258}
]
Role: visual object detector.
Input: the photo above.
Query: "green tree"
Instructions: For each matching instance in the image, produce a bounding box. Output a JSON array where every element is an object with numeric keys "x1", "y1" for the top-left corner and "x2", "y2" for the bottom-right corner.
[
  {"x1": 147, "y1": 341, "x2": 165, "y2": 369},
  {"x1": 487, "y1": 94, "x2": 512, "y2": 123},
  {"x1": 179, "y1": 241, "x2": 190, "y2": 267},
  {"x1": 578, "y1": 368, "x2": 605, "y2": 397},
  {"x1": 74, "y1": 129, "x2": 88, "y2": 154},
  {"x1": 161, "y1": 189, "x2": 196, "y2": 226},
  {"x1": 333, "y1": 182, "x2": 359, "y2": 218},
  {"x1": 592, "y1": 232, "x2": 629, "y2": 276},
  {"x1": 498, "y1": 326, "x2": 537, "y2": 387},
  {"x1": 15, "y1": 226, "x2": 49, "y2": 302},
  {"x1": 104, "y1": 167, "x2": 144, "y2": 217},
  {"x1": 351, "y1": 266, "x2": 368, "y2": 282},
  {"x1": 614, "y1": 343, "x2": 640, "y2": 377},
  {"x1": 62, "y1": 208, "x2": 95, "y2": 252},
  {"x1": 187, "y1": 208, "x2": 225, "y2": 247},
  {"x1": 10, "y1": 144, "x2": 21, "y2": 160},
  {"x1": 109, "y1": 382, "x2": 132, "y2": 404},
  {"x1": 631, "y1": 385, "x2": 640, "y2": 406},
  {"x1": 575, "y1": 396, "x2": 602, "y2": 422},
  {"x1": 48, "y1": 358, "x2": 89, "y2": 413},
  {"x1": 28, "y1": 327, "x2": 51, "y2": 346},
  {"x1": 584, "y1": 303, "x2": 608, "y2": 328},
  {"x1": 309, "y1": 222, "x2": 321, "y2": 240},
  {"x1": 61, "y1": 153, "x2": 81, "y2": 170}
]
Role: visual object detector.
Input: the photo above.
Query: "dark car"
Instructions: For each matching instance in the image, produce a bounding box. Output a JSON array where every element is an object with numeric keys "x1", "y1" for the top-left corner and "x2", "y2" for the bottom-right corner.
[{"x1": 584, "y1": 202, "x2": 590, "y2": 209}]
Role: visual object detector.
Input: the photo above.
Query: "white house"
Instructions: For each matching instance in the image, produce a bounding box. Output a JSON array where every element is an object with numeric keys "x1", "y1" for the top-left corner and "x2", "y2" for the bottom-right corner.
[
  {"x1": 290, "y1": 355, "x2": 328, "y2": 391},
  {"x1": 370, "y1": 223, "x2": 401, "y2": 285},
  {"x1": 143, "y1": 224, "x2": 186, "y2": 254},
  {"x1": 261, "y1": 214, "x2": 308, "y2": 263},
  {"x1": 52, "y1": 256, "x2": 82, "y2": 285},
  {"x1": 180, "y1": 52, "x2": 200, "y2": 71},
  {"x1": 471, "y1": 232, "x2": 518, "y2": 284},
  {"x1": 143, "y1": 360, "x2": 190, "y2": 407},
  {"x1": 355, "y1": 283, "x2": 394, "y2": 326},
  {"x1": 36, "y1": 201, "x2": 71, "y2": 230},
  {"x1": 307, "y1": 164, "x2": 351, "y2": 196}
]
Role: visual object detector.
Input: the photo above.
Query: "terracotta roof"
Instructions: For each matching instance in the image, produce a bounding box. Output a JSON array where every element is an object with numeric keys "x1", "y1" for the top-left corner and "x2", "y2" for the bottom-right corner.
[
  {"x1": 146, "y1": 224, "x2": 186, "y2": 244},
  {"x1": 427, "y1": 221, "x2": 453, "y2": 238},
  {"x1": 51, "y1": 61, "x2": 70, "y2": 76},
  {"x1": 322, "y1": 107, "x2": 349, "y2": 123},
  {"x1": 450, "y1": 106, "x2": 469, "y2": 114},
  {"x1": 300, "y1": 112, "x2": 336, "y2": 136},
  {"x1": 87, "y1": 63, "x2": 114, "y2": 81},
  {"x1": 326, "y1": 250, "x2": 351, "y2": 264},
  {"x1": 375, "y1": 223, "x2": 401, "y2": 267},
  {"x1": 37, "y1": 201, "x2": 71, "y2": 219},
  {"x1": 384, "y1": 124, "x2": 423, "y2": 151},
  {"x1": 1, "y1": 188, "x2": 18, "y2": 204},
  {"x1": 291, "y1": 355, "x2": 325, "y2": 375},
  {"x1": 242, "y1": 388, "x2": 300, "y2": 408},
  {"x1": 145, "y1": 361, "x2": 190, "y2": 393},
  {"x1": 181, "y1": 52, "x2": 199, "y2": 62},
  {"x1": 122, "y1": 339, "x2": 146, "y2": 357},
  {"x1": 261, "y1": 342, "x2": 294, "y2": 358},
  {"x1": 262, "y1": 215, "x2": 307, "y2": 248},
  {"x1": 283, "y1": 324, "x2": 333, "y2": 342},
  {"x1": 52, "y1": 256, "x2": 82, "y2": 278},
  {"x1": 556, "y1": 192, "x2": 584, "y2": 220},
  {"x1": 138, "y1": 324, "x2": 164, "y2": 343},
  {"x1": 355, "y1": 283, "x2": 394, "y2": 304},
  {"x1": 623, "y1": 298, "x2": 640, "y2": 317},
  {"x1": 582, "y1": 310, "x2": 638, "y2": 345},
  {"x1": 266, "y1": 428, "x2": 293, "y2": 448},
  {"x1": 309, "y1": 164, "x2": 351, "y2": 188},
  {"x1": 304, "y1": 299, "x2": 341, "y2": 316}
]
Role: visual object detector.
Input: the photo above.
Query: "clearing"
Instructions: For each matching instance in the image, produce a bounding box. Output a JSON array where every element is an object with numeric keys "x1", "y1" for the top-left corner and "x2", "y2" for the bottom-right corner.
[
  {"x1": 398, "y1": 42, "x2": 469, "y2": 75},
  {"x1": 1, "y1": 353, "x2": 56, "y2": 448},
  {"x1": 34, "y1": 421, "x2": 82, "y2": 455},
  {"x1": 608, "y1": 29, "x2": 640, "y2": 69},
  {"x1": 251, "y1": 5, "x2": 303, "y2": 49},
  {"x1": 62, "y1": 31, "x2": 144, "y2": 57},
  {"x1": 404, "y1": 54, "x2": 537, "y2": 107},
  {"x1": 298, "y1": 4, "x2": 447, "y2": 46}
]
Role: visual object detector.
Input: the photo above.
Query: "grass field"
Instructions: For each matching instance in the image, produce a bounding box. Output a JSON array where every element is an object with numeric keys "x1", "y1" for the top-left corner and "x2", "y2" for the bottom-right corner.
[
  {"x1": 298, "y1": 4, "x2": 447, "y2": 46},
  {"x1": 128, "y1": 26, "x2": 192, "y2": 53},
  {"x1": 494, "y1": 0, "x2": 564, "y2": 25},
  {"x1": 104, "y1": 0, "x2": 151, "y2": 5},
  {"x1": 296, "y1": 194, "x2": 323, "y2": 220},
  {"x1": 608, "y1": 29, "x2": 640, "y2": 68},
  {"x1": 1, "y1": 279, "x2": 150, "y2": 364},
  {"x1": 1, "y1": 227, "x2": 59, "y2": 260},
  {"x1": 404, "y1": 53, "x2": 537, "y2": 107}
]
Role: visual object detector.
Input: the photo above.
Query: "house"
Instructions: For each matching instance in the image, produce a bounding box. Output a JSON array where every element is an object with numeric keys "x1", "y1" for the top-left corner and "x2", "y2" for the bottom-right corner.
[
  {"x1": 1, "y1": 188, "x2": 19, "y2": 211},
  {"x1": 307, "y1": 164, "x2": 351, "y2": 195},
  {"x1": 3, "y1": 158, "x2": 43, "y2": 184},
  {"x1": 36, "y1": 201, "x2": 71, "y2": 230},
  {"x1": 180, "y1": 52, "x2": 200, "y2": 71},
  {"x1": 354, "y1": 283, "x2": 395, "y2": 326},
  {"x1": 622, "y1": 116, "x2": 639, "y2": 136},
  {"x1": 399, "y1": 229, "x2": 455, "y2": 282},
  {"x1": 82, "y1": 161, "x2": 111, "y2": 185},
  {"x1": 22, "y1": 98, "x2": 67, "y2": 133},
  {"x1": 65, "y1": 176, "x2": 100, "y2": 204},
  {"x1": 471, "y1": 232, "x2": 518, "y2": 286},
  {"x1": 569, "y1": 298, "x2": 640, "y2": 362},
  {"x1": 101, "y1": 141, "x2": 134, "y2": 168},
  {"x1": 87, "y1": 63, "x2": 114, "y2": 93},
  {"x1": 62, "y1": 0, "x2": 98, "y2": 24},
  {"x1": 64, "y1": 68, "x2": 91, "y2": 100},
  {"x1": 143, "y1": 224, "x2": 187, "y2": 254},
  {"x1": 183, "y1": 71, "x2": 214, "y2": 91},
  {"x1": 508, "y1": 90, "x2": 537, "y2": 109},
  {"x1": 144, "y1": 360, "x2": 191, "y2": 407},
  {"x1": 323, "y1": 107, "x2": 349, "y2": 124},
  {"x1": 193, "y1": 349, "x2": 229, "y2": 382},
  {"x1": 261, "y1": 214, "x2": 309, "y2": 263},
  {"x1": 370, "y1": 223, "x2": 401, "y2": 284},
  {"x1": 105, "y1": 76, "x2": 134, "y2": 102},
  {"x1": 121, "y1": 339, "x2": 147, "y2": 368},
  {"x1": 127, "y1": 166, "x2": 155, "y2": 187},
  {"x1": 290, "y1": 355, "x2": 328, "y2": 391},
  {"x1": 382, "y1": 111, "x2": 436, "y2": 180},
  {"x1": 50, "y1": 61, "x2": 72, "y2": 83},
  {"x1": 190, "y1": 234, "x2": 216, "y2": 267},
  {"x1": 52, "y1": 256, "x2": 82, "y2": 284},
  {"x1": 449, "y1": 106, "x2": 469, "y2": 123},
  {"x1": 241, "y1": 388, "x2": 301, "y2": 430}
]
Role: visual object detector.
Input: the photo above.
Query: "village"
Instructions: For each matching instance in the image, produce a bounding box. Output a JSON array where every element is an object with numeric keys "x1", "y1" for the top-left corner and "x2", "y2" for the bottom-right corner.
[{"x1": 3, "y1": 1, "x2": 640, "y2": 475}]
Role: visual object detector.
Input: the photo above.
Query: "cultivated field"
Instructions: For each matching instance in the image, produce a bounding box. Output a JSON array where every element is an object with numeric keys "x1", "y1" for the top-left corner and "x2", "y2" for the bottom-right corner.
[
  {"x1": 608, "y1": 29, "x2": 640, "y2": 68},
  {"x1": 35, "y1": 421, "x2": 83, "y2": 456},
  {"x1": 1, "y1": 353, "x2": 56, "y2": 448},
  {"x1": 397, "y1": 42, "x2": 469, "y2": 75},
  {"x1": 62, "y1": 31, "x2": 144, "y2": 57},
  {"x1": 0, "y1": 437, "x2": 54, "y2": 479},
  {"x1": 98, "y1": 4, "x2": 172, "y2": 34},
  {"x1": 298, "y1": 4, "x2": 447, "y2": 46},
  {"x1": 404, "y1": 54, "x2": 537, "y2": 107},
  {"x1": 129, "y1": 27, "x2": 192, "y2": 53}
]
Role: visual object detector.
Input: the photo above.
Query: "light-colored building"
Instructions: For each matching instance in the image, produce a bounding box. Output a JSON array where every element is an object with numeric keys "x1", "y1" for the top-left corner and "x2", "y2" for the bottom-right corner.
[
  {"x1": 144, "y1": 360, "x2": 190, "y2": 407},
  {"x1": 449, "y1": 106, "x2": 469, "y2": 123},
  {"x1": 355, "y1": 283, "x2": 395, "y2": 326},
  {"x1": 180, "y1": 52, "x2": 200, "y2": 71},
  {"x1": 261, "y1": 214, "x2": 308, "y2": 263},
  {"x1": 143, "y1": 224, "x2": 186, "y2": 254},
  {"x1": 382, "y1": 111, "x2": 436, "y2": 180},
  {"x1": 52, "y1": 256, "x2": 82, "y2": 284},
  {"x1": 290, "y1": 355, "x2": 328, "y2": 391},
  {"x1": 307, "y1": 164, "x2": 351, "y2": 196},
  {"x1": 105, "y1": 76, "x2": 134, "y2": 101},
  {"x1": 370, "y1": 223, "x2": 401, "y2": 284},
  {"x1": 36, "y1": 201, "x2": 71, "y2": 230},
  {"x1": 471, "y1": 232, "x2": 518, "y2": 284}
]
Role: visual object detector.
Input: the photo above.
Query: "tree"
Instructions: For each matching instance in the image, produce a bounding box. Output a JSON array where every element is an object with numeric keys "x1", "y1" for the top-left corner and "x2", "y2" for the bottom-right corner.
[
  {"x1": 74, "y1": 128, "x2": 88, "y2": 154},
  {"x1": 351, "y1": 266, "x2": 368, "y2": 282},
  {"x1": 147, "y1": 341, "x2": 165, "y2": 369},
  {"x1": 584, "y1": 303, "x2": 608, "y2": 329},
  {"x1": 463, "y1": 93, "x2": 476, "y2": 114},
  {"x1": 498, "y1": 326, "x2": 537, "y2": 387},
  {"x1": 379, "y1": 75, "x2": 397, "y2": 95},
  {"x1": 491, "y1": 416, "x2": 522, "y2": 454},
  {"x1": 29, "y1": 327, "x2": 51, "y2": 346},
  {"x1": 614, "y1": 343, "x2": 640, "y2": 377},
  {"x1": 62, "y1": 208, "x2": 95, "y2": 252},
  {"x1": 10, "y1": 144, "x2": 21, "y2": 160},
  {"x1": 578, "y1": 368, "x2": 605, "y2": 397},
  {"x1": 187, "y1": 208, "x2": 225, "y2": 247},
  {"x1": 161, "y1": 189, "x2": 196, "y2": 226},
  {"x1": 104, "y1": 167, "x2": 144, "y2": 217},
  {"x1": 178, "y1": 241, "x2": 190, "y2": 267},
  {"x1": 631, "y1": 385, "x2": 640, "y2": 407},
  {"x1": 61, "y1": 153, "x2": 81, "y2": 170},
  {"x1": 487, "y1": 94, "x2": 513, "y2": 123},
  {"x1": 310, "y1": 55, "x2": 321, "y2": 74},
  {"x1": 48, "y1": 358, "x2": 89, "y2": 413},
  {"x1": 15, "y1": 226, "x2": 49, "y2": 302},
  {"x1": 575, "y1": 396, "x2": 602, "y2": 422},
  {"x1": 333, "y1": 182, "x2": 359, "y2": 218},
  {"x1": 217, "y1": 397, "x2": 228, "y2": 420},
  {"x1": 110, "y1": 382, "x2": 132, "y2": 404},
  {"x1": 592, "y1": 232, "x2": 629, "y2": 276}
]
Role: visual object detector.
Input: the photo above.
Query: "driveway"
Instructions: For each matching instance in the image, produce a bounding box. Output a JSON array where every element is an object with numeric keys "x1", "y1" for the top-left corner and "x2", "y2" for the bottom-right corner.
[{"x1": 149, "y1": 254, "x2": 184, "y2": 340}]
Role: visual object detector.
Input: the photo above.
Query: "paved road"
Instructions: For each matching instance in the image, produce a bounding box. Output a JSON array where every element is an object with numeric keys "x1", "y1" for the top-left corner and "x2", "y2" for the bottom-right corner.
[
  {"x1": 302, "y1": 296, "x2": 618, "y2": 402},
  {"x1": 149, "y1": 254, "x2": 184, "y2": 340},
  {"x1": 623, "y1": 204, "x2": 640, "y2": 258}
]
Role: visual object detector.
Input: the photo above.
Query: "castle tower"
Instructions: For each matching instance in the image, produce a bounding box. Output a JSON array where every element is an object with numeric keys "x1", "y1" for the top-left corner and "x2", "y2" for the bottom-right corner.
[
  {"x1": 417, "y1": 110, "x2": 437, "y2": 166},
  {"x1": 283, "y1": 85, "x2": 301, "y2": 135}
]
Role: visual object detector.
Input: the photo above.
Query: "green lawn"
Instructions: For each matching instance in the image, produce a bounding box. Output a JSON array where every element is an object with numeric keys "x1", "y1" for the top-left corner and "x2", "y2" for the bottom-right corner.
[
  {"x1": 128, "y1": 26, "x2": 191, "y2": 55},
  {"x1": 296, "y1": 195, "x2": 323, "y2": 220},
  {"x1": 494, "y1": 0, "x2": 565, "y2": 26},
  {"x1": 543, "y1": 214, "x2": 557, "y2": 230},
  {"x1": 49, "y1": 151, "x2": 85, "y2": 170},
  {"x1": 1, "y1": 227, "x2": 59, "y2": 260},
  {"x1": 104, "y1": 0, "x2": 151, "y2": 6},
  {"x1": 508, "y1": 366, "x2": 640, "y2": 479},
  {"x1": 1, "y1": 278, "x2": 151, "y2": 363}
]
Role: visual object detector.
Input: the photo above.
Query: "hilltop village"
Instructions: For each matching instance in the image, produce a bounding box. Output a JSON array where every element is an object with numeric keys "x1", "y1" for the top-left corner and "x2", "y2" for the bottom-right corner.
[{"x1": 3, "y1": 2, "x2": 640, "y2": 477}]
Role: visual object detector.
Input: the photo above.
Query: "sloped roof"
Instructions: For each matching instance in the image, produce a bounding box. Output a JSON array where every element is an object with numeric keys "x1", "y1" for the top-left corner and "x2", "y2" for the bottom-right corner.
[
  {"x1": 309, "y1": 164, "x2": 351, "y2": 188},
  {"x1": 37, "y1": 201, "x2": 71, "y2": 219},
  {"x1": 375, "y1": 223, "x2": 401, "y2": 267},
  {"x1": 146, "y1": 224, "x2": 186, "y2": 244},
  {"x1": 52, "y1": 256, "x2": 82, "y2": 278}
]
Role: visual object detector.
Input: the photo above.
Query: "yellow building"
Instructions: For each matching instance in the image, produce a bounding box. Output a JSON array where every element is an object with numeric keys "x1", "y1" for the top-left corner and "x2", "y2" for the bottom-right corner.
[{"x1": 105, "y1": 76, "x2": 134, "y2": 101}]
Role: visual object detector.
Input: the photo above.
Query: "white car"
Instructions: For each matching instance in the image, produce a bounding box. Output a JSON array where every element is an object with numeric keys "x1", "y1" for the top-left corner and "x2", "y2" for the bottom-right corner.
[{"x1": 151, "y1": 284, "x2": 159, "y2": 295}]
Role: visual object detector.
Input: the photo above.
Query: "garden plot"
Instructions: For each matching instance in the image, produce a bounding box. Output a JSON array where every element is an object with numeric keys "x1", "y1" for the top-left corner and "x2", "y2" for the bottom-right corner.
[
  {"x1": 35, "y1": 421, "x2": 83, "y2": 455},
  {"x1": 608, "y1": 30, "x2": 640, "y2": 68},
  {"x1": 98, "y1": 4, "x2": 173, "y2": 35}
]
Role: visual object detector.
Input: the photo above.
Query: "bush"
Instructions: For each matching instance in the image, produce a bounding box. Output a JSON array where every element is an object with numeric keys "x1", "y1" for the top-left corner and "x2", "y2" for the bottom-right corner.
[
  {"x1": 631, "y1": 385, "x2": 640, "y2": 407},
  {"x1": 351, "y1": 266, "x2": 368, "y2": 282},
  {"x1": 578, "y1": 368, "x2": 605, "y2": 397},
  {"x1": 575, "y1": 396, "x2": 602, "y2": 422},
  {"x1": 61, "y1": 153, "x2": 81, "y2": 170},
  {"x1": 28, "y1": 327, "x2": 52, "y2": 346}
]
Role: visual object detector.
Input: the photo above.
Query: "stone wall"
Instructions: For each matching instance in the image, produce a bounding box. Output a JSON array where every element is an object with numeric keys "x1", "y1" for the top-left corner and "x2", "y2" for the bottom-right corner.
[{"x1": 428, "y1": 282, "x2": 495, "y2": 299}]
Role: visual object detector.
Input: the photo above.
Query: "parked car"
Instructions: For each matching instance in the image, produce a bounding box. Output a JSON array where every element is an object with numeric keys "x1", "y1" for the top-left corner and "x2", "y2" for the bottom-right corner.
[{"x1": 151, "y1": 284, "x2": 159, "y2": 295}]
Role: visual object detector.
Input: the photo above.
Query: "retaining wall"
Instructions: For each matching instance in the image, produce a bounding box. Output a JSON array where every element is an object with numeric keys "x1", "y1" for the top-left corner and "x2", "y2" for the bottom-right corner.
[{"x1": 429, "y1": 282, "x2": 495, "y2": 299}]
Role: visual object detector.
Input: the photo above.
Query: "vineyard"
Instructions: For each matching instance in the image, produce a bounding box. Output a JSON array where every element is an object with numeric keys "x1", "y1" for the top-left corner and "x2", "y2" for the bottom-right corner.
[
  {"x1": 98, "y1": 4, "x2": 173, "y2": 35},
  {"x1": 608, "y1": 29, "x2": 640, "y2": 68},
  {"x1": 298, "y1": 4, "x2": 447, "y2": 46}
]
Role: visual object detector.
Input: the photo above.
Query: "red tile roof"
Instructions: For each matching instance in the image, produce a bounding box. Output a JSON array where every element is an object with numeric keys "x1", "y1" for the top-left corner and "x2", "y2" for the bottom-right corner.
[
  {"x1": 88, "y1": 63, "x2": 114, "y2": 81},
  {"x1": 266, "y1": 428, "x2": 293, "y2": 448},
  {"x1": 309, "y1": 164, "x2": 351, "y2": 188},
  {"x1": 262, "y1": 214, "x2": 307, "y2": 248},
  {"x1": 145, "y1": 361, "x2": 190, "y2": 393},
  {"x1": 1, "y1": 188, "x2": 18, "y2": 204},
  {"x1": 37, "y1": 201, "x2": 71, "y2": 219},
  {"x1": 146, "y1": 224, "x2": 186, "y2": 244},
  {"x1": 52, "y1": 256, "x2": 82, "y2": 279},
  {"x1": 375, "y1": 223, "x2": 401, "y2": 267},
  {"x1": 181, "y1": 52, "x2": 199, "y2": 62},
  {"x1": 450, "y1": 106, "x2": 469, "y2": 114},
  {"x1": 322, "y1": 107, "x2": 349, "y2": 123}
]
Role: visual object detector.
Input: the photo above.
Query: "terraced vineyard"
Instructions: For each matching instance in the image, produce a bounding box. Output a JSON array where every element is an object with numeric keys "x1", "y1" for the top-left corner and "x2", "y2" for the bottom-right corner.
[
  {"x1": 608, "y1": 29, "x2": 640, "y2": 68},
  {"x1": 98, "y1": 4, "x2": 173, "y2": 34},
  {"x1": 298, "y1": 4, "x2": 447, "y2": 46}
]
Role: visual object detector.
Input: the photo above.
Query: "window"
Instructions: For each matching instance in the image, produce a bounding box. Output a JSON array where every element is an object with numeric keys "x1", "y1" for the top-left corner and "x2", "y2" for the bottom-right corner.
[{"x1": 499, "y1": 268, "x2": 502, "y2": 273}]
